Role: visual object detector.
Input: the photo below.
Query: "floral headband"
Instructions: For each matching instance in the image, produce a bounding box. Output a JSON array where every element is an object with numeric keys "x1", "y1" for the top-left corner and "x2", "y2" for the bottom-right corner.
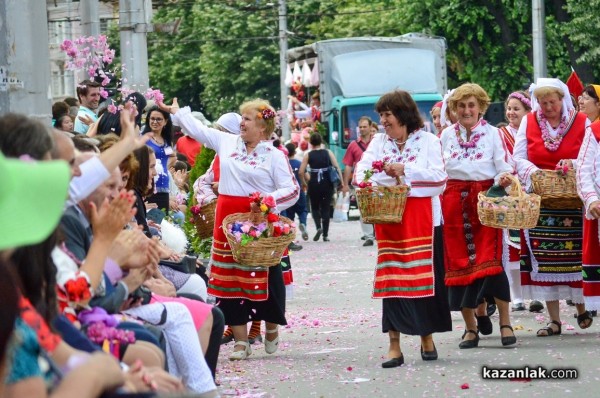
[
  {"x1": 508, "y1": 92, "x2": 531, "y2": 109},
  {"x1": 257, "y1": 107, "x2": 276, "y2": 120}
]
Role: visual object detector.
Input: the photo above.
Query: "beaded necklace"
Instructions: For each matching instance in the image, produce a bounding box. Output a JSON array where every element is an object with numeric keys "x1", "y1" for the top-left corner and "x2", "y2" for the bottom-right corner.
[{"x1": 537, "y1": 112, "x2": 567, "y2": 152}]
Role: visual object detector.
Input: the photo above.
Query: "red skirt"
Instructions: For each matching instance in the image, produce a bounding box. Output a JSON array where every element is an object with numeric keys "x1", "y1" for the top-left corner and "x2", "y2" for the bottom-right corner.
[
  {"x1": 373, "y1": 197, "x2": 435, "y2": 299},
  {"x1": 442, "y1": 180, "x2": 503, "y2": 286},
  {"x1": 207, "y1": 194, "x2": 270, "y2": 301},
  {"x1": 583, "y1": 218, "x2": 600, "y2": 309}
]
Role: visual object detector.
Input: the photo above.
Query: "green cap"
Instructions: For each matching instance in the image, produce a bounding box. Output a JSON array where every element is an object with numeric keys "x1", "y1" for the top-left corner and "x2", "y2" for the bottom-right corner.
[{"x1": 0, "y1": 152, "x2": 70, "y2": 250}]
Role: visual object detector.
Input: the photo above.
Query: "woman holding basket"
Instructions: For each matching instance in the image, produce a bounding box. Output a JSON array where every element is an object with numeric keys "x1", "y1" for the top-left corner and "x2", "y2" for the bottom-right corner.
[
  {"x1": 514, "y1": 78, "x2": 592, "y2": 336},
  {"x1": 440, "y1": 83, "x2": 516, "y2": 349},
  {"x1": 160, "y1": 98, "x2": 299, "y2": 360},
  {"x1": 354, "y1": 90, "x2": 452, "y2": 368}
]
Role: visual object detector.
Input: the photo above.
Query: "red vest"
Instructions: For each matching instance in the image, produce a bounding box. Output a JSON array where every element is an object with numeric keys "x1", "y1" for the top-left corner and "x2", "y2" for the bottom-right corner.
[
  {"x1": 526, "y1": 111, "x2": 587, "y2": 168},
  {"x1": 591, "y1": 120, "x2": 600, "y2": 141},
  {"x1": 499, "y1": 126, "x2": 515, "y2": 154},
  {"x1": 213, "y1": 155, "x2": 221, "y2": 182}
]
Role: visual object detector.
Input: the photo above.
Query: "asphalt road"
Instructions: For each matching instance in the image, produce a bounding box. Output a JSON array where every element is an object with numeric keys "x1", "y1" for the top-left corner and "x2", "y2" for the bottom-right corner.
[{"x1": 216, "y1": 214, "x2": 597, "y2": 397}]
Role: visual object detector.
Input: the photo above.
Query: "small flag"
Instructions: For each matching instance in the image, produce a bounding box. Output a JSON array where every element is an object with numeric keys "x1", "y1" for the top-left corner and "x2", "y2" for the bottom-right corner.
[{"x1": 566, "y1": 69, "x2": 584, "y2": 98}]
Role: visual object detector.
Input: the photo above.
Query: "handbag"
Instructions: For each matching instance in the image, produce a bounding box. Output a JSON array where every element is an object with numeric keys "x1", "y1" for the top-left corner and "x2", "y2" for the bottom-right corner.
[{"x1": 326, "y1": 151, "x2": 341, "y2": 185}]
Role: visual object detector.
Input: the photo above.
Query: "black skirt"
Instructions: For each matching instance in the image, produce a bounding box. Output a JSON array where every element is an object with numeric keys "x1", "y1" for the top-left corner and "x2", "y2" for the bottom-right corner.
[
  {"x1": 447, "y1": 269, "x2": 511, "y2": 310},
  {"x1": 216, "y1": 263, "x2": 287, "y2": 326},
  {"x1": 382, "y1": 227, "x2": 453, "y2": 336}
]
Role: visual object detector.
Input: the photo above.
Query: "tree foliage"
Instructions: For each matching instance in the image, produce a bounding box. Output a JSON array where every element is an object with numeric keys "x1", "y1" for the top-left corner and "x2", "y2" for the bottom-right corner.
[{"x1": 146, "y1": 0, "x2": 600, "y2": 115}]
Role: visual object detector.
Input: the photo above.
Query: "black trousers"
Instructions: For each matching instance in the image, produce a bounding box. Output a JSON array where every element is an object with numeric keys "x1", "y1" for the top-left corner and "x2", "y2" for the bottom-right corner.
[{"x1": 307, "y1": 181, "x2": 333, "y2": 237}]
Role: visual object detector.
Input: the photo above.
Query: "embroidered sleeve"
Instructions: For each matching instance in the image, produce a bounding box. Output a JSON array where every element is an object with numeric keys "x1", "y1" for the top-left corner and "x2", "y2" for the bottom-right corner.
[
  {"x1": 353, "y1": 134, "x2": 382, "y2": 185},
  {"x1": 513, "y1": 117, "x2": 539, "y2": 192},
  {"x1": 491, "y1": 126, "x2": 515, "y2": 184},
  {"x1": 172, "y1": 106, "x2": 231, "y2": 152},
  {"x1": 269, "y1": 151, "x2": 300, "y2": 212},
  {"x1": 404, "y1": 134, "x2": 448, "y2": 197},
  {"x1": 576, "y1": 127, "x2": 600, "y2": 218}
]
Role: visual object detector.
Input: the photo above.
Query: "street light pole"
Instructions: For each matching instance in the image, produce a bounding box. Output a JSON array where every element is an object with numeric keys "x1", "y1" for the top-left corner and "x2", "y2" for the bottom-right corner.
[
  {"x1": 532, "y1": 0, "x2": 547, "y2": 81},
  {"x1": 279, "y1": 0, "x2": 290, "y2": 140}
]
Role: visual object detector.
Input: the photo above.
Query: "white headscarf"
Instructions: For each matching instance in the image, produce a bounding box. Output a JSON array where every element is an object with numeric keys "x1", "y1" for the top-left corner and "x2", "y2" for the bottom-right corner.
[
  {"x1": 528, "y1": 78, "x2": 575, "y2": 118},
  {"x1": 440, "y1": 89, "x2": 455, "y2": 127}
]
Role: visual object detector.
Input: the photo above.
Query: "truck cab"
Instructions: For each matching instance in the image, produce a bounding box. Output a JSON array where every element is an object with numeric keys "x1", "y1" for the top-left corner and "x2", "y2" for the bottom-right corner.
[{"x1": 288, "y1": 33, "x2": 447, "y2": 166}]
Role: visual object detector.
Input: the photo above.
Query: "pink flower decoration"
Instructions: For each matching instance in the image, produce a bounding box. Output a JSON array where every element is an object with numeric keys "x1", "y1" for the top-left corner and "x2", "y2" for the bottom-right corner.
[
  {"x1": 107, "y1": 104, "x2": 118, "y2": 114},
  {"x1": 99, "y1": 89, "x2": 108, "y2": 99},
  {"x1": 263, "y1": 195, "x2": 276, "y2": 208}
]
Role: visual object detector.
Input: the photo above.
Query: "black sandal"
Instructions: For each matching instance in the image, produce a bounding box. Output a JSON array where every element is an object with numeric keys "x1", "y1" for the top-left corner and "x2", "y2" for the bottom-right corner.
[
  {"x1": 459, "y1": 329, "x2": 479, "y2": 349},
  {"x1": 536, "y1": 320, "x2": 561, "y2": 337},
  {"x1": 500, "y1": 325, "x2": 517, "y2": 346},
  {"x1": 476, "y1": 315, "x2": 493, "y2": 335},
  {"x1": 577, "y1": 311, "x2": 593, "y2": 329}
]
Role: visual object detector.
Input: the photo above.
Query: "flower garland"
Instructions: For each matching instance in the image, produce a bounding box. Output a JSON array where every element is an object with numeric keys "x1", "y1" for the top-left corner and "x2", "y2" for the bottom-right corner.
[
  {"x1": 455, "y1": 120, "x2": 485, "y2": 149},
  {"x1": 537, "y1": 112, "x2": 568, "y2": 151}
]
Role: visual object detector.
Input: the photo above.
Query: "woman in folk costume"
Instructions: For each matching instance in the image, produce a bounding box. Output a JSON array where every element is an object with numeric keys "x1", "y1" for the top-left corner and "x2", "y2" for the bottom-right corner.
[
  {"x1": 513, "y1": 78, "x2": 592, "y2": 336},
  {"x1": 576, "y1": 111, "x2": 600, "y2": 311},
  {"x1": 577, "y1": 84, "x2": 600, "y2": 123},
  {"x1": 161, "y1": 98, "x2": 300, "y2": 360},
  {"x1": 355, "y1": 90, "x2": 452, "y2": 368},
  {"x1": 499, "y1": 91, "x2": 534, "y2": 312},
  {"x1": 440, "y1": 83, "x2": 517, "y2": 349}
]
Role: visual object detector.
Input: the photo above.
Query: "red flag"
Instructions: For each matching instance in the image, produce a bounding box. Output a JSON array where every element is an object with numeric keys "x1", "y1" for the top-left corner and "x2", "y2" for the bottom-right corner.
[{"x1": 566, "y1": 69, "x2": 584, "y2": 98}]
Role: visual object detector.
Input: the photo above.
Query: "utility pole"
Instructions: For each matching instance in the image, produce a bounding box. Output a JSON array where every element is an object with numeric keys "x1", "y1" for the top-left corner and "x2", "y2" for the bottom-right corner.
[
  {"x1": 0, "y1": 0, "x2": 52, "y2": 121},
  {"x1": 278, "y1": 0, "x2": 290, "y2": 140},
  {"x1": 80, "y1": 0, "x2": 100, "y2": 37},
  {"x1": 119, "y1": 0, "x2": 151, "y2": 93},
  {"x1": 532, "y1": 0, "x2": 547, "y2": 81}
]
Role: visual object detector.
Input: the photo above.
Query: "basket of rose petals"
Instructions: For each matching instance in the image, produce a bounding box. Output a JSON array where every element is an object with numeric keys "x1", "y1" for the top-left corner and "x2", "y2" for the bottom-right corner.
[
  {"x1": 355, "y1": 160, "x2": 410, "y2": 224},
  {"x1": 222, "y1": 193, "x2": 296, "y2": 267},
  {"x1": 477, "y1": 174, "x2": 540, "y2": 229}
]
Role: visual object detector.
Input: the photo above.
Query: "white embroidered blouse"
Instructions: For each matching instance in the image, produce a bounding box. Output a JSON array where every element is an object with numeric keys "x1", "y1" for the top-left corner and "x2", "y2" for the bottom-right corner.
[
  {"x1": 440, "y1": 120, "x2": 514, "y2": 183},
  {"x1": 354, "y1": 130, "x2": 448, "y2": 226},
  {"x1": 576, "y1": 126, "x2": 600, "y2": 218},
  {"x1": 172, "y1": 107, "x2": 299, "y2": 211}
]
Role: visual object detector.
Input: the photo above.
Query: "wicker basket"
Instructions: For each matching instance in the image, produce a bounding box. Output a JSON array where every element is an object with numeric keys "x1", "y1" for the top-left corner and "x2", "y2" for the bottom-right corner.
[
  {"x1": 356, "y1": 182, "x2": 410, "y2": 224},
  {"x1": 477, "y1": 175, "x2": 541, "y2": 229},
  {"x1": 531, "y1": 168, "x2": 582, "y2": 209},
  {"x1": 193, "y1": 199, "x2": 217, "y2": 240},
  {"x1": 222, "y1": 212, "x2": 296, "y2": 267}
]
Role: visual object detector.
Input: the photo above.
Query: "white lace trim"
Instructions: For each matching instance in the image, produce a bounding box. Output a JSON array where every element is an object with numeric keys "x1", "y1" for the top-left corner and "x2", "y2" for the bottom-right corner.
[{"x1": 521, "y1": 284, "x2": 584, "y2": 302}]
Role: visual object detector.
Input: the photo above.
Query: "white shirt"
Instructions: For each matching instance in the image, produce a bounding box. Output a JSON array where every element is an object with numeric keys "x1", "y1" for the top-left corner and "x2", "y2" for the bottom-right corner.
[
  {"x1": 440, "y1": 120, "x2": 514, "y2": 183},
  {"x1": 354, "y1": 129, "x2": 447, "y2": 226},
  {"x1": 172, "y1": 107, "x2": 299, "y2": 211},
  {"x1": 513, "y1": 113, "x2": 591, "y2": 191},
  {"x1": 576, "y1": 126, "x2": 600, "y2": 218}
]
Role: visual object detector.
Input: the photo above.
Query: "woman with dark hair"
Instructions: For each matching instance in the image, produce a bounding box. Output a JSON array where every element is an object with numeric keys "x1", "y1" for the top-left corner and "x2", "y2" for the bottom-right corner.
[
  {"x1": 143, "y1": 106, "x2": 175, "y2": 212},
  {"x1": 355, "y1": 90, "x2": 451, "y2": 367},
  {"x1": 578, "y1": 85, "x2": 600, "y2": 123},
  {"x1": 54, "y1": 114, "x2": 75, "y2": 132},
  {"x1": 298, "y1": 133, "x2": 346, "y2": 242}
]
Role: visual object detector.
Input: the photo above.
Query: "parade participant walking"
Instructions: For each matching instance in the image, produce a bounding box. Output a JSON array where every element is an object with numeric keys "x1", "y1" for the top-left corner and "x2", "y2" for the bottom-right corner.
[
  {"x1": 161, "y1": 97, "x2": 299, "y2": 361},
  {"x1": 514, "y1": 78, "x2": 592, "y2": 336},
  {"x1": 440, "y1": 83, "x2": 516, "y2": 348},
  {"x1": 355, "y1": 90, "x2": 451, "y2": 368},
  {"x1": 578, "y1": 85, "x2": 600, "y2": 123}
]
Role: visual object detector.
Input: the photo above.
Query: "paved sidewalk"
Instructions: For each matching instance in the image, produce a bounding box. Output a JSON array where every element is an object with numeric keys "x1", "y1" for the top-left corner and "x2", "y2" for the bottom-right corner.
[{"x1": 216, "y1": 217, "x2": 597, "y2": 397}]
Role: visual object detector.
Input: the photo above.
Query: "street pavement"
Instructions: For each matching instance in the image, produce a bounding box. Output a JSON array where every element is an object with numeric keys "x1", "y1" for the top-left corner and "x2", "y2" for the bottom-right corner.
[{"x1": 216, "y1": 214, "x2": 598, "y2": 397}]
